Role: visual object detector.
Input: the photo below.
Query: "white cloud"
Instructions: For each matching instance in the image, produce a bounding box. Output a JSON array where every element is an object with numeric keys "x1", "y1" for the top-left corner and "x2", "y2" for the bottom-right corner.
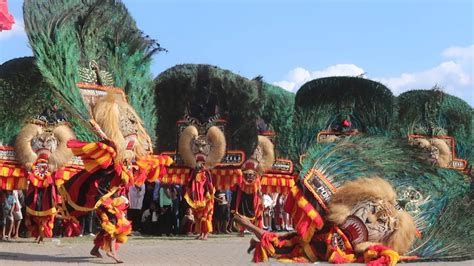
[
  {"x1": 0, "y1": 20, "x2": 26, "y2": 41},
  {"x1": 273, "y1": 64, "x2": 365, "y2": 92},
  {"x1": 442, "y1": 45, "x2": 474, "y2": 62},
  {"x1": 273, "y1": 45, "x2": 473, "y2": 105},
  {"x1": 375, "y1": 45, "x2": 473, "y2": 102}
]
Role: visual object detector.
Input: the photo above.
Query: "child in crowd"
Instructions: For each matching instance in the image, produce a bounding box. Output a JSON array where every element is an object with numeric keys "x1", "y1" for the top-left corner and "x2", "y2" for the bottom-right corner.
[
  {"x1": 2, "y1": 190, "x2": 15, "y2": 240},
  {"x1": 180, "y1": 208, "x2": 194, "y2": 236},
  {"x1": 11, "y1": 190, "x2": 23, "y2": 239}
]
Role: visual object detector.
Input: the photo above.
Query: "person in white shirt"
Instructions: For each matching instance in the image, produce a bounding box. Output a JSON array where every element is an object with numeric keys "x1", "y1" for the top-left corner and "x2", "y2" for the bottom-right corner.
[
  {"x1": 11, "y1": 190, "x2": 23, "y2": 239},
  {"x1": 141, "y1": 202, "x2": 159, "y2": 235},
  {"x1": 127, "y1": 184, "x2": 145, "y2": 232},
  {"x1": 262, "y1": 194, "x2": 273, "y2": 231}
]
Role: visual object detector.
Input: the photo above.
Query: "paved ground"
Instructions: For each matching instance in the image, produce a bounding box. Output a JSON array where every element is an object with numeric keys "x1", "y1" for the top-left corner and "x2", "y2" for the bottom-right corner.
[{"x1": 0, "y1": 235, "x2": 472, "y2": 265}]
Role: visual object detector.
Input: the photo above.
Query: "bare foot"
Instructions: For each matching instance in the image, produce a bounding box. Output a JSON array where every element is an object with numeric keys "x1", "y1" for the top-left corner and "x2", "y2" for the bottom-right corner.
[
  {"x1": 238, "y1": 231, "x2": 245, "y2": 237},
  {"x1": 90, "y1": 249, "x2": 103, "y2": 258},
  {"x1": 247, "y1": 238, "x2": 258, "y2": 254},
  {"x1": 106, "y1": 252, "x2": 123, "y2": 263},
  {"x1": 201, "y1": 233, "x2": 208, "y2": 240}
]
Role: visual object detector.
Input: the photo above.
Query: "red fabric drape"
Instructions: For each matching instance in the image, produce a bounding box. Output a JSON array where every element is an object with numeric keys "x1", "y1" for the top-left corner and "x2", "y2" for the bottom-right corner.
[{"x1": 0, "y1": 0, "x2": 15, "y2": 31}]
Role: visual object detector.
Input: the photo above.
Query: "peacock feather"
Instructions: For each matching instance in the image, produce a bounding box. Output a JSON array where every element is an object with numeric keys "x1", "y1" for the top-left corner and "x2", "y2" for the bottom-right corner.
[
  {"x1": 396, "y1": 88, "x2": 473, "y2": 161},
  {"x1": 293, "y1": 76, "x2": 395, "y2": 165},
  {"x1": 261, "y1": 82, "x2": 295, "y2": 159},
  {"x1": 0, "y1": 57, "x2": 97, "y2": 144},
  {"x1": 23, "y1": 0, "x2": 163, "y2": 141},
  {"x1": 154, "y1": 64, "x2": 264, "y2": 157},
  {"x1": 300, "y1": 135, "x2": 472, "y2": 260}
]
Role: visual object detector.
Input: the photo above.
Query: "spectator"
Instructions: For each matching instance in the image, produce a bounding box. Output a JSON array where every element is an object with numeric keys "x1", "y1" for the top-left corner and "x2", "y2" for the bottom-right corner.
[
  {"x1": 262, "y1": 194, "x2": 273, "y2": 231},
  {"x1": 158, "y1": 185, "x2": 173, "y2": 236},
  {"x1": 214, "y1": 190, "x2": 230, "y2": 234},
  {"x1": 79, "y1": 212, "x2": 95, "y2": 237},
  {"x1": 142, "y1": 181, "x2": 156, "y2": 211},
  {"x1": 128, "y1": 184, "x2": 145, "y2": 232},
  {"x1": 0, "y1": 191, "x2": 4, "y2": 238},
  {"x1": 152, "y1": 180, "x2": 161, "y2": 203},
  {"x1": 141, "y1": 202, "x2": 159, "y2": 235},
  {"x1": 2, "y1": 190, "x2": 15, "y2": 240},
  {"x1": 279, "y1": 194, "x2": 292, "y2": 231},
  {"x1": 11, "y1": 190, "x2": 23, "y2": 239},
  {"x1": 180, "y1": 207, "x2": 194, "y2": 236},
  {"x1": 170, "y1": 185, "x2": 180, "y2": 235},
  {"x1": 225, "y1": 190, "x2": 234, "y2": 233}
]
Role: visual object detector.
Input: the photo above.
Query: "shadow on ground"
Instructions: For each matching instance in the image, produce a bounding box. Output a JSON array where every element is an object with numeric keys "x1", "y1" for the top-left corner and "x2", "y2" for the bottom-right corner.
[{"x1": 0, "y1": 252, "x2": 95, "y2": 263}]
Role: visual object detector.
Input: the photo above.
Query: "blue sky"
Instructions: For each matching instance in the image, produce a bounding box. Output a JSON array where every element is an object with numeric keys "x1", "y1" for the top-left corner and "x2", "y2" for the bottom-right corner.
[{"x1": 1, "y1": 0, "x2": 472, "y2": 105}]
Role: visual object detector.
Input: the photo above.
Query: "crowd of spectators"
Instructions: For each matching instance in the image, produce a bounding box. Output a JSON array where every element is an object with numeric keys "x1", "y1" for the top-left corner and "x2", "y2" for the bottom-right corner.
[{"x1": 0, "y1": 181, "x2": 293, "y2": 240}]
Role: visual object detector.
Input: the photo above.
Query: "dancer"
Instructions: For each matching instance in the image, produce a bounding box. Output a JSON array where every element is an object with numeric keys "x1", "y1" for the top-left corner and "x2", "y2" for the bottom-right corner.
[
  {"x1": 23, "y1": 0, "x2": 170, "y2": 262},
  {"x1": 180, "y1": 121, "x2": 226, "y2": 240},
  {"x1": 231, "y1": 135, "x2": 274, "y2": 236},
  {"x1": 155, "y1": 64, "x2": 267, "y2": 240},
  {"x1": 235, "y1": 177, "x2": 417, "y2": 264},
  {"x1": 15, "y1": 110, "x2": 77, "y2": 243}
]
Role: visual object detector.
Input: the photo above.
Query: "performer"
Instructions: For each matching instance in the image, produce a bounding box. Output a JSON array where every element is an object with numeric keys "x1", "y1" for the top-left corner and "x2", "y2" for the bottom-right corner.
[
  {"x1": 235, "y1": 177, "x2": 417, "y2": 265},
  {"x1": 14, "y1": 109, "x2": 78, "y2": 243},
  {"x1": 23, "y1": 0, "x2": 170, "y2": 262},
  {"x1": 179, "y1": 120, "x2": 226, "y2": 240},
  {"x1": 231, "y1": 135, "x2": 274, "y2": 236},
  {"x1": 63, "y1": 92, "x2": 170, "y2": 262}
]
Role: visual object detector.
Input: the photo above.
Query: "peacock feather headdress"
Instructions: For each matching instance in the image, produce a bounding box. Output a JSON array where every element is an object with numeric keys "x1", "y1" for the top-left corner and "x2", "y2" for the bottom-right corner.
[
  {"x1": 23, "y1": 0, "x2": 164, "y2": 142},
  {"x1": 154, "y1": 64, "x2": 265, "y2": 157},
  {"x1": 0, "y1": 57, "x2": 96, "y2": 145},
  {"x1": 293, "y1": 76, "x2": 394, "y2": 166},
  {"x1": 299, "y1": 135, "x2": 472, "y2": 260}
]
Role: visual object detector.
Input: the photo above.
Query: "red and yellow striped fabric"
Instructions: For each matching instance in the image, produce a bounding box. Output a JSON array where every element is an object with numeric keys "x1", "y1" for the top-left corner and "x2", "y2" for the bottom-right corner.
[
  {"x1": 211, "y1": 168, "x2": 242, "y2": 190},
  {"x1": 25, "y1": 215, "x2": 55, "y2": 239},
  {"x1": 284, "y1": 185, "x2": 325, "y2": 243},
  {"x1": 362, "y1": 244, "x2": 400, "y2": 266},
  {"x1": 135, "y1": 154, "x2": 173, "y2": 186},
  {"x1": 261, "y1": 174, "x2": 296, "y2": 194},
  {"x1": 67, "y1": 140, "x2": 116, "y2": 173},
  {"x1": 95, "y1": 196, "x2": 132, "y2": 252},
  {"x1": 55, "y1": 165, "x2": 84, "y2": 187},
  {"x1": 253, "y1": 232, "x2": 310, "y2": 263},
  {"x1": 160, "y1": 167, "x2": 191, "y2": 185},
  {"x1": 191, "y1": 186, "x2": 215, "y2": 234},
  {"x1": 0, "y1": 162, "x2": 27, "y2": 190}
]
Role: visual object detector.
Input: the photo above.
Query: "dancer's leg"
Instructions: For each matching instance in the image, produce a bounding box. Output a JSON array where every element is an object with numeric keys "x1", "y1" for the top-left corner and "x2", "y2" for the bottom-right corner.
[
  {"x1": 90, "y1": 243, "x2": 102, "y2": 258},
  {"x1": 106, "y1": 238, "x2": 123, "y2": 263},
  {"x1": 233, "y1": 214, "x2": 266, "y2": 240},
  {"x1": 13, "y1": 219, "x2": 20, "y2": 238}
]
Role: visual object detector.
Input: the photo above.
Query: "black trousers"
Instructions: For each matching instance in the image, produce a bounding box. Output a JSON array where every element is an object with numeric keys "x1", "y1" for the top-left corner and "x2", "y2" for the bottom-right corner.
[
  {"x1": 127, "y1": 209, "x2": 142, "y2": 231},
  {"x1": 158, "y1": 206, "x2": 173, "y2": 236}
]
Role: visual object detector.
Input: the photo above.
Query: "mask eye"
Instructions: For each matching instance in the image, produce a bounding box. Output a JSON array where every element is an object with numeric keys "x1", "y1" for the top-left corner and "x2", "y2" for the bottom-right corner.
[{"x1": 371, "y1": 205, "x2": 377, "y2": 214}]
